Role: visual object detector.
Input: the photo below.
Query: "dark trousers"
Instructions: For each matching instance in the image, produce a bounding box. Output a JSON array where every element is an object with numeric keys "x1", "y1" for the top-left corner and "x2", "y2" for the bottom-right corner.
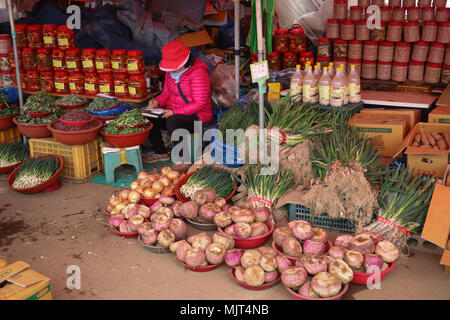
[{"x1": 148, "y1": 114, "x2": 198, "y2": 154}]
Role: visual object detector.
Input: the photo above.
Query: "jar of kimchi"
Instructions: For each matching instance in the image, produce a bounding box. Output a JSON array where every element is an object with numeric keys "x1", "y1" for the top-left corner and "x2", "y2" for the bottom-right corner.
[
  {"x1": 273, "y1": 29, "x2": 289, "y2": 53},
  {"x1": 288, "y1": 25, "x2": 306, "y2": 54},
  {"x1": 27, "y1": 25, "x2": 43, "y2": 49},
  {"x1": 81, "y1": 48, "x2": 96, "y2": 73},
  {"x1": 95, "y1": 49, "x2": 112, "y2": 73},
  {"x1": 40, "y1": 71, "x2": 54, "y2": 92},
  {"x1": 57, "y1": 25, "x2": 75, "y2": 50},
  {"x1": 54, "y1": 71, "x2": 68, "y2": 94},
  {"x1": 65, "y1": 48, "x2": 82, "y2": 73},
  {"x1": 84, "y1": 72, "x2": 99, "y2": 96},
  {"x1": 128, "y1": 74, "x2": 146, "y2": 99},
  {"x1": 26, "y1": 70, "x2": 40, "y2": 91},
  {"x1": 68, "y1": 72, "x2": 84, "y2": 94},
  {"x1": 114, "y1": 73, "x2": 128, "y2": 98},
  {"x1": 127, "y1": 50, "x2": 145, "y2": 74},
  {"x1": 15, "y1": 24, "x2": 28, "y2": 48},
  {"x1": 42, "y1": 24, "x2": 57, "y2": 49},
  {"x1": 52, "y1": 49, "x2": 65, "y2": 72},
  {"x1": 36, "y1": 48, "x2": 52, "y2": 72},
  {"x1": 98, "y1": 72, "x2": 114, "y2": 95},
  {"x1": 22, "y1": 48, "x2": 37, "y2": 71},
  {"x1": 112, "y1": 49, "x2": 128, "y2": 74}
]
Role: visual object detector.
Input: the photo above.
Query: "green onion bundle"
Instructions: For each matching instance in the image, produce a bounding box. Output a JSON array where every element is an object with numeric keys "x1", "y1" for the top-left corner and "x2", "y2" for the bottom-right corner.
[
  {"x1": 180, "y1": 165, "x2": 235, "y2": 199},
  {"x1": 0, "y1": 143, "x2": 29, "y2": 167},
  {"x1": 364, "y1": 166, "x2": 437, "y2": 249},
  {"x1": 241, "y1": 164, "x2": 294, "y2": 208},
  {"x1": 12, "y1": 155, "x2": 60, "y2": 189},
  {"x1": 218, "y1": 102, "x2": 265, "y2": 138}
]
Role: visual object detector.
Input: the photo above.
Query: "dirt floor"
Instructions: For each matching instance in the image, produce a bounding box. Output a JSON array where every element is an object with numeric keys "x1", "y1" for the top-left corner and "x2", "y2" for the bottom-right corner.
[{"x1": 1, "y1": 179, "x2": 449, "y2": 300}]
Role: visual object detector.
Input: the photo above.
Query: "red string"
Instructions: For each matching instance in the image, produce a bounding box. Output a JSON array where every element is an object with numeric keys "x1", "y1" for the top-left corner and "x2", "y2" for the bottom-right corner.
[
  {"x1": 329, "y1": 162, "x2": 357, "y2": 169},
  {"x1": 279, "y1": 130, "x2": 287, "y2": 146},
  {"x1": 249, "y1": 197, "x2": 273, "y2": 208},
  {"x1": 377, "y1": 216, "x2": 411, "y2": 236}
]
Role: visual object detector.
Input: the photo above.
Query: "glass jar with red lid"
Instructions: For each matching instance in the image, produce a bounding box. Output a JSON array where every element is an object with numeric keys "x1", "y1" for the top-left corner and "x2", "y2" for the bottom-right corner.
[
  {"x1": 386, "y1": 21, "x2": 403, "y2": 42},
  {"x1": 299, "y1": 51, "x2": 314, "y2": 69},
  {"x1": 407, "y1": 7, "x2": 420, "y2": 22},
  {"x1": 112, "y1": 49, "x2": 128, "y2": 73},
  {"x1": 380, "y1": 7, "x2": 392, "y2": 22},
  {"x1": 128, "y1": 74, "x2": 146, "y2": 99},
  {"x1": 408, "y1": 61, "x2": 425, "y2": 81},
  {"x1": 334, "y1": 39, "x2": 348, "y2": 59},
  {"x1": 52, "y1": 49, "x2": 65, "y2": 71},
  {"x1": 404, "y1": 0, "x2": 415, "y2": 8},
  {"x1": 411, "y1": 41, "x2": 430, "y2": 62},
  {"x1": 68, "y1": 72, "x2": 84, "y2": 94},
  {"x1": 57, "y1": 25, "x2": 75, "y2": 50},
  {"x1": 54, "y1": 71, "x2": 68, "y2": 94},
  {"x1": 394, "y1": 42, "x2": 411, "y2": 63},
  {"x1": 96, "y1": 49, "x2": 112, "y2": 73},
  {"x1": 114, "y1": 73, "x2": 128, "y2": 98},
  {"x1": 25, "y1": 70, "x2": 40, "y2": 91},
  {"x1": 435, "y1": 8, "x2": 448, "y2": 23},
  {"x1": 356, "y1": 20, "x2": 370, "y2": 41},
  {"x1": 282, "y1": 52, "x2": 297, "y2": 69},
  {"x1": 372, "y1": 0, "x2": 385, "y2": 6},
  {"x1": 42, "y1": 24, "x2": 57, "y2": 49},
  {"x1": 81, "y1": 48, "x2": 96, "y2": 73},
  {"x1": 340, "y1": 20, "x2": 355, "y2": 41},
  {"x1": 424, "y1": 62, "x2": 442, "y2": 84},
  {"x1": 358, "y1": 0, "x2": 369, "y2": 8},
  {"x1": 403, "y1": 21, "x2": 420, "y2": 43},
  {"x1": 350, "y1": 6, "x2": 363, "y2": 21},
  {"x1": 317, "y1": 56, "x2": 332, "y2": 69},
  {"x1": 361, "y1": 60, "x2": 377, "y2": 79},
  {"x1": 392, "y1": 62, "x2": 408, "y2": 82},
  {"x1": 348, "y1": 40, "x2": 363, "y2": 60},
  {"x1": 127, "y1": 50, "x2": 145, "y2": 74},
  {"x1": 326, "y1": 19, "x2": 340, "y2": 39},
  {"x1": 40, "y1": 71, "x2": 54, "y2": 92},
  {"x1": 273, "y1": 29, "x2": 289, "y2": 53},
  {"x1": 27, "y1": 25, "x2": 43, "y2": 49},
  {"x1": 433, "y1": 0, "x2": 446, "y2": 7},
  {"x1": 437, "y1": 22, "x2": 449, "y2": 45},
  {"x1": 98, "y1": 73, "x2": 114, "y2": 95},
  {"x1": 318, "y1": 37, "x2": 332, "y2": 58},
  {"x1": 422, "y1": 21, "x2": 438, "y2": 43},
  {"x1": 22, "y1": 48, "x2": 37, "y2": 71},
  {"x1": 421, "y1": 7, "x2": 435, "y2": 22},
  {"x1": 389, "y1": 0, "x2": 401, "y2": 7},
  {"x1": 428, "y1": 42, "x2": 445, "y2": 64},
  {"x1": 84, "y1": 72, "x2": 99, "y2": 96},
  {"x1": 378, "y1": 41, "x2": 395, "y2": 62},
  {"x1": 65, "y1": 48, "x2": 81, "y2": 73},
  {"x1": 419, "y1": 0, "x2": 431, "y2": 6},
  {"x1": 12, "y1": 69, "x2": 26, "y2": 90},
  {"x1": 288, "y1": 25, "x2": 306, "y2": 54},
  {"x1": 36, "y1": 48, "x2": 52, "y2": 72},
  {"x1": 334, "y1": 0, "x2": 348, "y2": 20},
  {"x1": 370, "y1": 21, "x2": 386, "y2": 41},
  {"x1": 8, "y1": 46, "x2": 22, "y2": 70},
  {"x1": 267, "y1": 52, "x2": 281, "y2": 71},
  {"x1": 391, "y1": 7, "x2": 406, "y2": 21},
  {"x1": 15, "y1": 24, "x2": 28, "y2": 48}
]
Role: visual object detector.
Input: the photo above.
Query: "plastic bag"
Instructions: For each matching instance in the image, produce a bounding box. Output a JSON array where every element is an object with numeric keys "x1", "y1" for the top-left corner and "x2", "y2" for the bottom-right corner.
[
  {"x1": 295, "y1": 0, "x2": 334, "y2": 45},
  {"x1": 275, "y1": 0, "x2": 322, "y2": 29},
  {"x1": 210, "y1": 63, "x2": 239, "y2": 108}
]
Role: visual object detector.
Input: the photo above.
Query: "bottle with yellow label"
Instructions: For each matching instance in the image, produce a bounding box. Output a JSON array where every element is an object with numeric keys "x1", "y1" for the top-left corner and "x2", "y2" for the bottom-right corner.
[
  {"x1": 347, "y1": 64, "x2": 361, "y2": 103},
  {"x1": 319, "y1": 67, "x2": 331, "y2": 106},
  {"x1": 302, "y1": 64, "x2": 318, "y2": 103},
  {"x1": 290, "y1": 64, "x2": 303, "y2": 102},
  {"x1": 330, "y1": 67, "x2": 346, "y2": 107}
]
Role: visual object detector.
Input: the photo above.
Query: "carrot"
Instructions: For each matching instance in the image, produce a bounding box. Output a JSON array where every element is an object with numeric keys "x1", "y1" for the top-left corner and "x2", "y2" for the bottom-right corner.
[
  {"x1": 421, "y1": 132, "x2": 430, "y2": 145},
  {"x1": 414, "y1": 134, "x2": 421, "y2": 143},
  {"x1": 431, "y1": 132, "x2": 443, "y2": 141},
  {"x1": 426, "y1": 132, "x2": 436, "y2": 146},
  {"x1": 437, "y1": 139, "x2": 448, "y2": 150},
  {"x1": 443, "y1": 133, "x2": 450, "y2": 149}
]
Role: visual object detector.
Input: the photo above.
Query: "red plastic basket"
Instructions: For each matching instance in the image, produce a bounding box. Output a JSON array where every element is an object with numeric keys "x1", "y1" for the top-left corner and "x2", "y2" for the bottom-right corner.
[
  {"x1": 59, "y1": 117, "x2": 94, "y2": 127},
  {"x1": 218, "y1": 220, "x2": 274, "y2": 249},
  {"x1": 272, "y1": 240, "x2": 332, "y2": 264},
  {"x1": 0, "y1": 113, "x2": 19, "y2": 130},
  {"x1": 109, "y1": 225, "x2": 139, "y2": 238},
  {"x1": 351, "y1": 261, "x2": 396, "y2": 285},
  {"x1": 229, "y1": 268, "x2": 281, "y2": 291},
  {"x1": 93, "y1": 115, "x2": 120, "y2": 123},
  {"x1": 0, "y1": 160, "x2": 23, "y2": 175},
  {"x1": 175, "y1": 258, "x2": 222, "y2": 272},
  {"x1": 7, "y1": 154, "x2": 64, "y2": 194},
  {"x1": 100, "y1": 122, "x2": 153, "y2": 148},
  {"x1": 284, "y1": 283, "x2": 348, "y2": 300},
  {"x1": 174, "y1": 171, "x2": 238, "y2": 203},
  {"x1": 92, "y1": 101, "x2": 121, "y2": 112}
]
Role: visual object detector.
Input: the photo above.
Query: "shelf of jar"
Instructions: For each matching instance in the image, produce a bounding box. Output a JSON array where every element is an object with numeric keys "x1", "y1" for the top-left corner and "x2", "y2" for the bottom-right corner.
[{"x1": 21, "y1": 89, "x2": 160, "y2": 103}]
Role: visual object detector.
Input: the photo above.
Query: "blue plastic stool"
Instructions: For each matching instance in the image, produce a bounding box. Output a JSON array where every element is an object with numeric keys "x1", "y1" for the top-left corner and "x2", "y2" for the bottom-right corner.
[{"x1": 101, "y1": 144, "x2": 144, "y2": 183}]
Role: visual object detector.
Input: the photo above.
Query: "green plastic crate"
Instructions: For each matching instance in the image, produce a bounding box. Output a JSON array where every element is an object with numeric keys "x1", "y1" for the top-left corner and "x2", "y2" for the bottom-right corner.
[{"x1": 288, "y1": 204, "x2": 356, "y2": 234}]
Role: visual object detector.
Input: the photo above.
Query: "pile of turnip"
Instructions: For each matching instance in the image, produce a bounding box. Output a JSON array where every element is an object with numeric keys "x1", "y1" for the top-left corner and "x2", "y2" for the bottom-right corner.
[
  {"x1": 214, "y1": 205, "x2": 272, "y2": 239},
  {"x1": 226, "y1": 247, "x2": 281, "y2": 287},
  {"x1": 177, "y1": 188, "x2": 228, "y2": 224},
  {"x1": 328, "y1": 232, "x2": 399, "y2": 274},
  {"x1": 273, "y1": 221, "x2": 330, "y2": 258},
  {"x1": 170, "y1": 232, "x2": 235, "y2": 267}
]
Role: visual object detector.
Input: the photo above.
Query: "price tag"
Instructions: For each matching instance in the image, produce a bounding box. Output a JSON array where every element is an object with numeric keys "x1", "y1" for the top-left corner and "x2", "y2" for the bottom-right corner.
[
  {"x1": 85, "y1": 83, "x2": 95, "y2": 91},
  {"x1": 66, "y1": 61, "x2": 77, "y2": 69},
  {"x1": 99, "y1": 84, "x2": 110, "y2": 93},
  {"x1": 83, "y1": 60, "x2": 93, "y2": 68},
  {"x1": 129, "y1": 87, "x2": 136, "y2": 95},
  {"x1": 55, "y1": 82, "x2": 64, "y2": 90},
  {"x1": 43, "y1": 37, "x2": 53, "y2": 45},
  {"x1": 58, "y1": 38, "x2": 68, "y2": 46},
  {"x1": 53, "y1": 60, "x2": 62, "y2": 68},
  {"x1": 112, "y1": 61, "x2": 119, "y2": 70},
  {"x1": 250, "y1": 60, "x2": 269, "y2": 83},
  {"x1": 96, "y1": 62, "x2": 104, "y2": 70},
  {"x1": 69, "y1": 82, "x2": 76, "y2": 90},
  {"x1": 115, "y1": 85, "x2": 125, "y2": 93},
  {"x1": 128, "y1": 63, "x2": 138, "y2": 72}
]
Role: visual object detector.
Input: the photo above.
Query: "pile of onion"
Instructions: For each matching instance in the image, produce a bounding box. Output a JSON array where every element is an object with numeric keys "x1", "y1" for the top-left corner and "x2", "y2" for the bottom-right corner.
[
  {"x1": 213, "y1": 205, "x2": 272, "y2": 240},
  {"x1": 274, "y1": 222, "x2": 329, "y2": 258},
  {"x1": 330, "y1": 232, "x2": 399, "y2": 274},
  {"x1": 227, "y1": 247, "x2": 280, "y2": 287},
  {"x1": 130, "y1": 167, "x2": 184, "y2": 199},
  {"x1": 171, "y1": 231, "x2": 235, "y2": 268}
]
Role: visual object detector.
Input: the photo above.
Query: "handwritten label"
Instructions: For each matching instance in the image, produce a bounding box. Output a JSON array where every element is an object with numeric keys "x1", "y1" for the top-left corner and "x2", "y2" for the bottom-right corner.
[{"x1": 250, "y1": 60, "x2": 269, "y2": 83}]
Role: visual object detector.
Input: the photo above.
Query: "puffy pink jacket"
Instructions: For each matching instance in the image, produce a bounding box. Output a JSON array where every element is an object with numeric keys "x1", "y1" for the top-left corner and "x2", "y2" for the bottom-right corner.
[{"x1": 155, "y1": 58, "x2": 212, "y2": 123}]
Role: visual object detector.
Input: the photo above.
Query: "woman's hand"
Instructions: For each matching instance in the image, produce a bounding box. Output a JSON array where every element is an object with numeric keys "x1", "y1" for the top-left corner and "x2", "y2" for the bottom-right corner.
[
  {"x1": 147, "y1": 99, "x2": 159, "y2": 109},
  {"x1": 161, "y1": 109, "x2": 174, "y2": 119}
]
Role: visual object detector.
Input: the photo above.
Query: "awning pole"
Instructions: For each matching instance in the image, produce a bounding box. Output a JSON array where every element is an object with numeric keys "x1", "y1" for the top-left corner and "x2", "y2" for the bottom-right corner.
[
  {"x1": 7, "y1": 0, "x2": 24, "y2": 110},
  {"x1": 255, "y1": 0, "x2": 265, "y2": 162},
  {"x1": 234, "y1": 0, "x2": 240, "y2": 101}
]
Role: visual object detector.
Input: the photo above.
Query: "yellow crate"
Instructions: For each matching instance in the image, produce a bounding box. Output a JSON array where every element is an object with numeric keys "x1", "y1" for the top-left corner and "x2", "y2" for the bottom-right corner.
[
  {"x1": 0, "y1": 126, "x2": 22, "y2": 144},
  {"x1": 29, "y1": 136, "x2": 103, "y2": 183}
]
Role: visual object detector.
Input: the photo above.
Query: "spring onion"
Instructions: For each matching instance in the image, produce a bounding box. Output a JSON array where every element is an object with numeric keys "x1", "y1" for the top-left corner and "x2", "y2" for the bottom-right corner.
[
  {"x1": 0, "y1": 143, "x2": 29, "y2": 167},
  {"x1": 12, "y1": 155, "x2": 60, "y2": 189}
]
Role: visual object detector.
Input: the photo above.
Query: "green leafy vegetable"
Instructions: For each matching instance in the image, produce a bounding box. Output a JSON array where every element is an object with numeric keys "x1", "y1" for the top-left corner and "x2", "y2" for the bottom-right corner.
[
  {"x1": 88, "y1": 97, "x2": 120, "y2": 111},
  {"x1": 0, "y1": 142, "x2": 29, "y2": 167},
  {"x1": 103, "y1": 109, "x2": 148, "y2": 135},
  {"x1": 56, "y1": 94, "x2": 87, "y2": 106},
  {"x1": 12, "y1": 155, "x2": 60, "y2": 189}
]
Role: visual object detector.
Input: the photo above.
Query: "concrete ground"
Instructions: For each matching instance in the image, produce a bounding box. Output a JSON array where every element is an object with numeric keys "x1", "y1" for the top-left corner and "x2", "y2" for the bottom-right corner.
[{"x1": 1, "y1": 180, "x2": 449, "y2": 300}]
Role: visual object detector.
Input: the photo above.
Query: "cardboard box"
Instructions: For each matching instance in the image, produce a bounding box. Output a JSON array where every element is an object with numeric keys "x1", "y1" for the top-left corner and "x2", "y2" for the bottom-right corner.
[
  {"x1": 436, "y1": 83, "x2": 450, "y2": 107},
  {"x1": 0, "y1": 261, "x2": 52, "y2": 300},
  {"x1": 428, "y1": 106, "x2": 450, "y2": 124},
  {"x1": 360, "y1": 108, "x2": 421, "y2": 132},
  {"x1": 394, "y1": 122, "x2": 450, "y2": 179},
  {"x1": 421, "y1": 184, "x2": 450, "y2": 272},
  {"x1": 349, "y1": 113, "x2": 408, "y2": 157},
  {"x1": 443, "y1": 165, "x2": 450, "y2": 186},
  {"x1": 176, "y1": 27, "x2": 213, "y2": 47}
]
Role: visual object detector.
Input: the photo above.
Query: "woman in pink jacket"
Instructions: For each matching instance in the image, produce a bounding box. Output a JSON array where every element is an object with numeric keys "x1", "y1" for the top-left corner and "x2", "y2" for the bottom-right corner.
[{"x1": 145, "y1": 40, "x2": 213, "y2": 163}]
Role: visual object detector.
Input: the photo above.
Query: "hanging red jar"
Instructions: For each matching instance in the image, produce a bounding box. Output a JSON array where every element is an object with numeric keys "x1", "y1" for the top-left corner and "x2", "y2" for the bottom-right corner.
[
  {"x1": 288, "y1": 24, "x2": 306, "y2": 55},
  {"x1": 127, "y1": 50, "x2": 145, "y2": 74},
  {"x1": 27, "y1": 25, "x2": 43, "y2": 49},
  {"x1": 42, "y1": 24, "x2": 57, "y2": 49},
  {"x1": 36, "y1": 48, "x2": 52, "y2": 72},
  {"x1": 273, "y1": 29, "x2": 289, "y2": 53}
]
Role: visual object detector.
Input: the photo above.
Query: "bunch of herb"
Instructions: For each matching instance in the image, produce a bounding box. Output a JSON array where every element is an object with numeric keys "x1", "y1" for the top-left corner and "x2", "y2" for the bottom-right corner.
[
  {"x1": 88, "y1": 97, "x2": 120, "y2": 111},
  {"x1": 12, "y1": 155, "x2": 60, "y2": 189},
  {"x1": 103, "y1": 109, "x2": 148, "y2": 135},
  {"x1": 16, "y1": 112, "x2": 58, "y2": 124},
  {"x1": 56, "y1": 94, "x2": 87, "y2": 106},
  {"x1": 0, "y1": 142, "x2": 29, "y2": 167},
  {"x1": 22, "y1": 90, "x2": 57, "y2": 113},
  {"x1": 180, "y1": 165, "x2": 235, "y2": 199},
  {"x1": 0, "y1": 94, "x2": 19, "y2": 116}
]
